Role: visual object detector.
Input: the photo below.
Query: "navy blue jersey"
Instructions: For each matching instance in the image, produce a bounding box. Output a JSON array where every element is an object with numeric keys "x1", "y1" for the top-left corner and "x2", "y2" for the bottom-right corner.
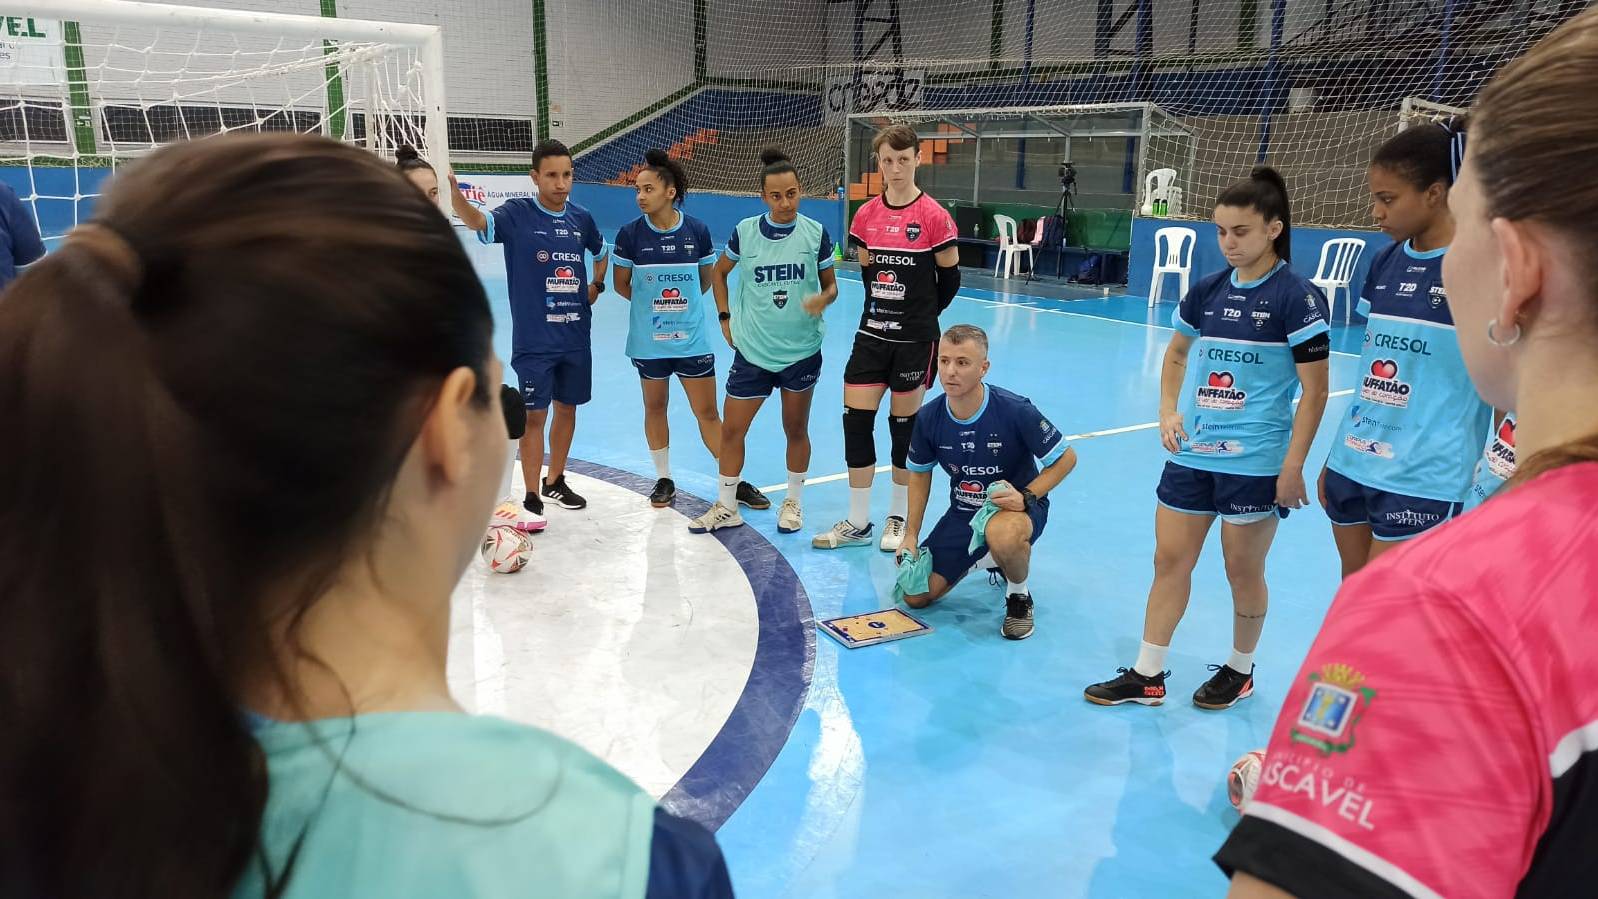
[
  {"x1": 1171, "y1": 262, "x2": 1330, "y2": 477},
  {"x1": 0, "y1": 180, "x2": 44, "y2": 288},
  {"x1": 1328, "y1": 240, "x2": 1492, "y2": 502},
  {"x1": 613, "y1": 212, "x2": 716, "y2": 359},
  {"x1": 906, "y1": 384, "x2": 1069, "y2": 515},
  {"x1": 480, "y1": 197, "x2": 607, "y2": 356}
]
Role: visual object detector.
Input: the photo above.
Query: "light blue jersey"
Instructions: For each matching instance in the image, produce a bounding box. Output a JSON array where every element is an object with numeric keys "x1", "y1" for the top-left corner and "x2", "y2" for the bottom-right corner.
[
  {"x1": 1170, "y1": 262, "x2": 1331, "y2": 477},
  {"x1": 1328, "y1": 241, "x2": 1493, "y2": 502},
  {"x1": 613, "y1": 211, "x2": 717, "y2": 360},
  {"x1": 1465, "y1": 412, "x2": 1517, "y2": 510},
  {"x1": 233, "y1": 712, "x2": 657, "y2": 898}
]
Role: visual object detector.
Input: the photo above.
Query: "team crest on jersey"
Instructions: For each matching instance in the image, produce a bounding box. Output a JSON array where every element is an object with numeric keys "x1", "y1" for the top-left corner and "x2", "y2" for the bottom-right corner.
[
  {"x1": 870, "y1": 270, "x2": 907, "y2": 301},
  {"x1": 772, "y1": 289, "x2": 789, "y2": 309},
  {"x1": 906, "y1": 222, "x2": 922, "y2": 242},
  {"x1": 1360, "y1": 359, "x2": 1411, "y2": 408},
  {"x1": 1196, "y1": 372, "x2": 1246, "y2": 411},
  {"x1": 546, "y1": 265, "x2": 581, "y2": 294},
  {"x1": 1291, "y1": 664, "x2": 1376, "y2": 756},
  {"x1": 1428, "y1": 284, "x2": 1447, "y2": 308},
  {"x1": 537, "y1": 250, "x2": 550, "y2": 263},
  {"x1": 653, "y1": 287, "x2": 688, "y2": 313}
]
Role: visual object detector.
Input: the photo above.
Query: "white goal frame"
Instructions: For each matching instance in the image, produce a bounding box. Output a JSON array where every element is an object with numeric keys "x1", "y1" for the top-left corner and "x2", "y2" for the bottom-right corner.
[{"x1": 14, "y1": 0, "x2": 451, "y2": 205}]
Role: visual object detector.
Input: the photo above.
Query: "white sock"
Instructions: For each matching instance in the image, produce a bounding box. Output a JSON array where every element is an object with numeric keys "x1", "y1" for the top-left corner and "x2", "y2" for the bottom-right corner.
[
  {"x1": 1005, "y1": 577, "x2": 1028, "y2": 595},
  {"x1": 651, "y1": 446, "x2": 670, "y2": 479},
  {"x1": 787, "y1": 471, "x2": 806, "y2": 501},
  {"x1": 848, "y1": 487, "x2": 871, "y2": 530},
  {"x1": 1227, "y1": 649, "x2": 1255, "y2": 675},
  {"x1": 890, "y1": 482, "x2": 909, "y2": 519},
  {"x1": 719, "y1": 476, "x2": 738, "y2": 509},
  {"x1": 1133, "y1": 641, "x2": 1169, "y2": 678}
]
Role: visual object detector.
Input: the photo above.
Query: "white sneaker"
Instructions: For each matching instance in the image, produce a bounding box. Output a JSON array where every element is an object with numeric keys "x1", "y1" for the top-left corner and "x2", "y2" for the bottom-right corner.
[
  {"x1": 777, "y1": 497, "x2": 803, "y2": 533},
  {"x1": 879, "y1": 515, "x2": 906, "y2": 553},
  {"x1": 492, "y1": 498, "x2": 546, "y2": 533},
  {"x1": 812, "y1": 519, "x2": 874, "y2": 549},
  {"x1": 688, "y1": 501, "x2": 744, "y2": 534}
]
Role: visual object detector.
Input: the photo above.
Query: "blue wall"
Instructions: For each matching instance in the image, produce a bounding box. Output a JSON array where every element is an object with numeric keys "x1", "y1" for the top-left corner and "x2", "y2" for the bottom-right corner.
[
  {"x1": 575, "y1": 182, "x2": 842, "y2": 248},
  {"x1": 1, "y1": 166, "x2": 112, "y2": 240},
  {"x1": 5, "y1": 166, "x2": 843, "y2": 257},
  {"x1": 1127, "y1": 215, "x2": 1387, "y2": 318}
]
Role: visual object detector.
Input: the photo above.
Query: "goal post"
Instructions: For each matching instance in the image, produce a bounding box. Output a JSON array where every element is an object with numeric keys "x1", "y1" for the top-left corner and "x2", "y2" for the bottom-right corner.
[{"x1": 1, "y1": 0, "x2": 451, "y2": 242}]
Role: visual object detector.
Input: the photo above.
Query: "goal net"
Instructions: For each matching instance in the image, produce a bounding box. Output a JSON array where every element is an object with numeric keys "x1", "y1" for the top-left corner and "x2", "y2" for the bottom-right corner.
[
  {"x1": 0, "y1": 0, "x2": 447, "y2": 246},
  {"x1": 558, "y1": 0, "x2": 1589, "y2": 228}
]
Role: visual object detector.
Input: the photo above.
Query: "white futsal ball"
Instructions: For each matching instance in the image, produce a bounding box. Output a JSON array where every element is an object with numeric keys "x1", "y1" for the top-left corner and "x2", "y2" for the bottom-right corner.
[
  {"x1": 1228, "y1": 749, "x2": 1267, "y2": 811},
  {"x1": 481, "y1": 526, "x2": 532, "y2": 574}
]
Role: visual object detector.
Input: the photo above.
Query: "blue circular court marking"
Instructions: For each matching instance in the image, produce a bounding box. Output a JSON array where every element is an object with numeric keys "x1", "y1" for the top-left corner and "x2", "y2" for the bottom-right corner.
[{"x1": 566, "y1": 459, "x2": 816, "y2": 831}]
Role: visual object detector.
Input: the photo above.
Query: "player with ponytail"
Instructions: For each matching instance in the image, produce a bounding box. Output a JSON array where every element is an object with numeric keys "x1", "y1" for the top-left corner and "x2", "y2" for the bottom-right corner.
[
  {"x1": 0, "y1": 133, "x2": 730, "y2": 898},
  {"x1": 1221, "y1": 11, "x2": 1598, "y2": 895},
  {"x1": 1317, "y1": 123, "x2": 1493, "y2": 575},
  {"x1": 612, "y1": 148, "x2": 757, "y2": 508},
  {"x1": 1085, "y1": 165, "x2": 1332, "y2": 712},
  {"x1": 689, "y1": 147, "x2": 839, "y2": 536}
]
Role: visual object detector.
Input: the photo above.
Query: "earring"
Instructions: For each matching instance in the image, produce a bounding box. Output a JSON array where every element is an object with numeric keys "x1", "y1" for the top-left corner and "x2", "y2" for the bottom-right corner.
[{"x1": 1486, "y1": 319, "x2": 1522, "y2": 347}]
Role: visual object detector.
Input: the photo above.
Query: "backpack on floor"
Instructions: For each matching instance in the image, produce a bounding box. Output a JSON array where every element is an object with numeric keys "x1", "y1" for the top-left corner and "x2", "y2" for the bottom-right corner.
[{"x1": 1074, "y1": 253, "x2": 1104, "y2": 285}]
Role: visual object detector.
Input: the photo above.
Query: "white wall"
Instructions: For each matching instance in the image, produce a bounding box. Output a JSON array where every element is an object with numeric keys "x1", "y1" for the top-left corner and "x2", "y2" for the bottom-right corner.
[
  {"x1": 706, "y1": 0, "x2": 827, "y2": 77},
  {"x1": 543, "y1": 0, "x2": 696, "y2": 145}
]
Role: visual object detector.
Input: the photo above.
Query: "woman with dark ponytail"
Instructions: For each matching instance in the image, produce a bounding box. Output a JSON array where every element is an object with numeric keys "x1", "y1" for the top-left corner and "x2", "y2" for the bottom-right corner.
[
  {"x1": 1317, "y1": 122, "x2": 1493, "y2": 576},
  {"x1": 0, "y1": 133, "x2": 730, "y2": 898},
  {"x1": 1085, "y1": 165, "x2": 1331, "y2": 712},
  {"x1": 394, "y1": 143, "x2": 438, "y2": 201},
  {"x1": 1220, "y1": 10, "x2": 1598, "y2": 896},
  {"x1": 689, "y1": 147, "x2": 838, "y2": 536},
  {"x1": 612, "y1": 148, "x2": 759, "y2": 508}
]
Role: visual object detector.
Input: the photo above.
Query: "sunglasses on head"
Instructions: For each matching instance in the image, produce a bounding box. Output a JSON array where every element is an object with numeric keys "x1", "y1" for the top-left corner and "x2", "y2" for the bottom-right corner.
[{"x1": 500, "y1": 384, "x2": 526, "y2": 439}]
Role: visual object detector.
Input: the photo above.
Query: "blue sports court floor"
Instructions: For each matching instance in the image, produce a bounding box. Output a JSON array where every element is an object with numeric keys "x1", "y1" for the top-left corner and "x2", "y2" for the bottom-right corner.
[{"x1": 449, "y1": 234, "x2": 1367, "y2": 898}]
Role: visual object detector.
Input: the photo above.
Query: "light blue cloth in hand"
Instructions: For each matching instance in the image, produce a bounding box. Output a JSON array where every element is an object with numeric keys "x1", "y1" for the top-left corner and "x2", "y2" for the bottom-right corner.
[
  {"x1": 968, "y1": 480, "x2": 1013, "y2": 554},
  {"x1": 892, "y1": 550, "x2": 933, "y2": 603}
]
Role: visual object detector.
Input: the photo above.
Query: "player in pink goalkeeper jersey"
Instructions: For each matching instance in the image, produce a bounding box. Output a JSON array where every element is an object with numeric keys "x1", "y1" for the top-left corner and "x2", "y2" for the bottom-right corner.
[{"x1": 1217, "y1": 8, "x2": 1598, "y2": 897}]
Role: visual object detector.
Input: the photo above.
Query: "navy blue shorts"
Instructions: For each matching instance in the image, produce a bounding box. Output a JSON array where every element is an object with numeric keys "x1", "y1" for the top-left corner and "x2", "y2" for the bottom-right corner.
[
  {"x1": 512, "y1": 349, "x2": 592, "y2": 410},
  {"x1": 632, "y1": 354, "x2": 715, "y2": 381},
  {"x1": 1322, "y1": 467, "x2": 1462, "y2": 541},
  {"x1": 922, "y1": 504, "x2": 1047, "y2": 588},
  {"x1": 724, "y1": 350, "x2": 822, "y2": 400},
  {"x1": 1156, "y1": 461, "x2": 1284, "y2": 525}
]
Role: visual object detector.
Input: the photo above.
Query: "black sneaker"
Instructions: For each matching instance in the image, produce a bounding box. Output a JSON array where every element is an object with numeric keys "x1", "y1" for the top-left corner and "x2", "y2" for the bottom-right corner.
[
  {"x1": 1084, "y1": 667, "x2": 1169, "y2": 706},
  {"x1": 649, "y1": 477, "x2": 676, "y2": 508},
  {"x1": 523, "y1": 491, "x2": 544, "y2": 516},
  {"x1": 1193, "y1": 663, "x2": 1254, "y2": 710},
  {"x1": 1002, "y1": 593, "x2": 1034, "y2": 640},
  {"x1": 736, "y1": 480, "x2": 771, "y2": 510},
  {"x1": 541, "y1": 475, "x2": 586, "y2": 510}
]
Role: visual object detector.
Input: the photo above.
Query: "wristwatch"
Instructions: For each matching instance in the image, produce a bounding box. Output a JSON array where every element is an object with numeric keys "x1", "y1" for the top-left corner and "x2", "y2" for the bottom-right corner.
[
  {"x1": 1020, "y1": 488, "x2": 1039, "y2": 511},
  {"x1": 718, "y1": 311, "x2": 732, "y2": 322}
]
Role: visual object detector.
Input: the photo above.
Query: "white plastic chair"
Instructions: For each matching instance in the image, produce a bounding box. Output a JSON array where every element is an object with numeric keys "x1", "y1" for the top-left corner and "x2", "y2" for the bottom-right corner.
[
  {"x1": 1148, "y1": 226, "x2": 1196, "y2": 307},
  {"x1": 1311, "y1": 237, "x2": 1367, "y2": 322},
  {"x1": 993, "y1": 214, "x2": 1034, "y2": 278},
  {"x1": 1141, "y1": 168, "x2": 1178, "y2": 215}
]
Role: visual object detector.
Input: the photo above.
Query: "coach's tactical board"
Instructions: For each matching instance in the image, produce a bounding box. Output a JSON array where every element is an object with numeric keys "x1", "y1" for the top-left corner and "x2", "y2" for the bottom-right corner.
[{"x1": 819, "y1": 609, "x2": 932, "y2": 649}]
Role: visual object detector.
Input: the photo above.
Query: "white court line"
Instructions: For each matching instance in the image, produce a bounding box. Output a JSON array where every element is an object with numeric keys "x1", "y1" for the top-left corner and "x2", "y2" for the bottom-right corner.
[{"x1": 756, "y1": 388, "x2": 1356, "y2": 494}]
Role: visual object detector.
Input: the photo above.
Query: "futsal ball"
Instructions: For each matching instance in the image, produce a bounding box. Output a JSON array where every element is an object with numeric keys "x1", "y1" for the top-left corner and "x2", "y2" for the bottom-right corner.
[
  {"x1": 1227, "y1": 749, "x2": 1267, "y2": 811},
  {"x1": 481, "y1": 526, "x2": 532, "y2": 574}
]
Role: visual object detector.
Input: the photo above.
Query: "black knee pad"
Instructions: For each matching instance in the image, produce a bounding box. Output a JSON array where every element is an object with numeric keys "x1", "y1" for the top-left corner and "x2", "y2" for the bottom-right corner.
[
  {"x1": 843, "y1": 406, "x2": 877, "y2": 469},
  {"x1": 888, "y1": 414, "x2": 916, "y2": 469}
]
